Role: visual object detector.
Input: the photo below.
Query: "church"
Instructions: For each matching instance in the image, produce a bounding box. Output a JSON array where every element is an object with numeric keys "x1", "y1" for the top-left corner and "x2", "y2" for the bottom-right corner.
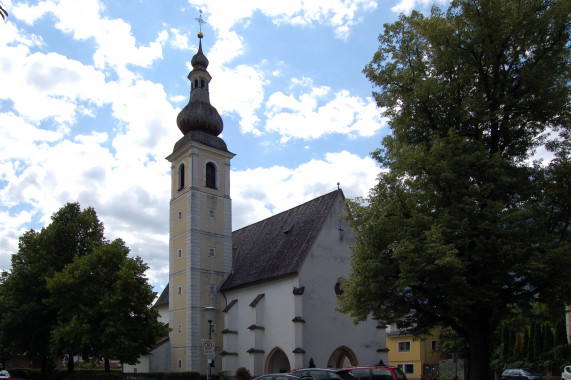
[{"x1": 124, "y1": 30, "x2": 388, "y2": 376}]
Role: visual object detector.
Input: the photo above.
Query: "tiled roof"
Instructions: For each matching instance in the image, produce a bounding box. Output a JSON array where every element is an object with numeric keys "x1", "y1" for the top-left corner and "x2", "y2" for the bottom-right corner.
[
  {"x1": 153, "y1": 283, "x2": 169, "y2": 308},
  {"x1": 221, "y1": 190, "x2": 342, "y2": 291}
]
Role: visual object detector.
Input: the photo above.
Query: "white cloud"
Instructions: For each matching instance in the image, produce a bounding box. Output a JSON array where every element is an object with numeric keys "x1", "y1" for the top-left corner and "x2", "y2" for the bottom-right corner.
[
  {"x1": 0, "y1": 26, "x2": 108, "y2": 126},
  {"x1": 264, "y1": 79, "x2": 386, "y2": 142},
  {"x1": 169, "y1": 28, "x2": 191, "y2": 50},
  {"x1": 0, "y1": 3, "x2": 177, "y2": 283},
  {"x1": 232, "y1": 150, "x2": 380, "y2": 229},
  {"x1": 14, "y1": 0, "x2": 168, "y2": 75},
  {"x1": 391, "y1": 0, "x2": 450, "y2": 14},
  {"x1": 188, "y1": 0, "x2": 377, "y2": 39},
  {"x1": 210, "y1": 64, "x2": 266, "y2": 135}
]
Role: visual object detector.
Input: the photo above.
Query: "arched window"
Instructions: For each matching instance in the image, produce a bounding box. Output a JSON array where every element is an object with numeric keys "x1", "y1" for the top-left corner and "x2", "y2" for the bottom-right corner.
[
  {"x1": 201, "y1": 78, "x2": 205, "y2": 88},
  {"x1": 194, "y1": 79, "x2": 198, "y2": 89},
  {"x1": 178, "y1": 163, "x2": 185, "y2": 190},
  {"x1": 205, "y1": 162, "x2": 216, "y2": 189}
]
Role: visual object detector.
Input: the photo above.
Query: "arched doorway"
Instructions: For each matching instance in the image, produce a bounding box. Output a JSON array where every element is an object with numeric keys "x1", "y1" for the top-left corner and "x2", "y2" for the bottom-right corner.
[
  {"x1": 265, "y1": 347, "x2": 291, "y2": 374},
  {"x1": 327, "y1": 346, "x2": 358, "y2": 368}
]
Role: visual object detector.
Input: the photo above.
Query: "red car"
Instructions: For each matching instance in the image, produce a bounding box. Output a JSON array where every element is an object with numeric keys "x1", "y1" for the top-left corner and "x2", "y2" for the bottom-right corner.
[{"x1": 345, "y1": 366, "x2": 407, "y2": 380}]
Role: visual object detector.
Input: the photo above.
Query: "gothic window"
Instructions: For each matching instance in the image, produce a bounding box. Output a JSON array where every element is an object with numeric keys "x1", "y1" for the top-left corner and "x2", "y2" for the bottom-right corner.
[
  {"x1": 178, "y1": 163, "x2": 185, "y2": 190},
  {"x1": 205, "y1": 162, "x2": 217, "y2": 189}
]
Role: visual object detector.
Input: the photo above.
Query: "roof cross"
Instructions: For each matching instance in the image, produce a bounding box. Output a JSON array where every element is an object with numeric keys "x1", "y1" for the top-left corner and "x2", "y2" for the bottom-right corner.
[{"x1": 195, "y1": 10, "x2": 206, "y2": 35}]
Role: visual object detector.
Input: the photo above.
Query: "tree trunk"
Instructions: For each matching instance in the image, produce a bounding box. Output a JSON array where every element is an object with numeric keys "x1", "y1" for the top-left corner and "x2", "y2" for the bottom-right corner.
[
  {"x1": 41, "y1": 355, "x2": 48, "y2": 374},
  {"x1": 104, "y1": 357, "x2": 110, "y2": 372},
  {"x1": 67, "y1": 353, "x2": 74, "y2": 372},
  {"x1": 466, "y1": 318, "x2": 493, "y2": 380}
]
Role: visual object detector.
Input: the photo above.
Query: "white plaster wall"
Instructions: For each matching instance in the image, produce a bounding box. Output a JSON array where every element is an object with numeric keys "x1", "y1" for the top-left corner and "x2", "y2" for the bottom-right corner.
[
  {"x1": 157, "y1": 305, "x2": 169, "y2": 325},
  {"x1": 298, "y1": 195, "x2": 386, "y2": 368},
  {"x1": 222, "y1": 276, "x2": 300, "y2": 377},
  {"x1": 221, "y1": 194, "x2": 387, "y2": 377},
  {"x1": 123, "y1": 357, "x2": 150, "y2": 374}
]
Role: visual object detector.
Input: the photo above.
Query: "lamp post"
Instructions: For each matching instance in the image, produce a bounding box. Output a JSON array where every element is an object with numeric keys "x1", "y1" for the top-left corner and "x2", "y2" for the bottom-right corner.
[{"x1": 204, "y1": 307, "x2": 216, "y2": 380}]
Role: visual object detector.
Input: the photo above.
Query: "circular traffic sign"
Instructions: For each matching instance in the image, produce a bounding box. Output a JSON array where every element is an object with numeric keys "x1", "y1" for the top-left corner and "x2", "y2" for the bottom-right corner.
[{"x1": 203, "y1": 339, "x2": 214, "y2": 351}]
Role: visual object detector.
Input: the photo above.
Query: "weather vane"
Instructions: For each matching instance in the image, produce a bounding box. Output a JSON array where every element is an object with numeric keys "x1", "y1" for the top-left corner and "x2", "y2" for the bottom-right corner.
[{"x1": 195, "y1": 10, "x2": 206, "y2": 38}]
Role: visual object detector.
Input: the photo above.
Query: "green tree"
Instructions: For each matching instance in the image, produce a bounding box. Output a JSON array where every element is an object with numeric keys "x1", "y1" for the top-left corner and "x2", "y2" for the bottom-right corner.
[
  {"x1": 543, "y1": 322, "x2": 555, "y2": 354},
  {"x1": 47, "y1": 239, "x2": 168, "y2": 372},
  {"x1": 554, "y1": 316, "x2": 568, "y2": 347},
  {"x1": 0, "y1": 271, "x2": 10, "y2": 366},
  {"x1": 501, "y1": 322, "x2": 512, "y2": 360},
  {"x1": 337, "y1": 0, "x2": 571, "y2": 378},
  {"x1": 523, "y1": 327, "x2": 530, "y2": 360},
  {"x1": 0, "y1": 203, "x2": 104, "y2": 372}
]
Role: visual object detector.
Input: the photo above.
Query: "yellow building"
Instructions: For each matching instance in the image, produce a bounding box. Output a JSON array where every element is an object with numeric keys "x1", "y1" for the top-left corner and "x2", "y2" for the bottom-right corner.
[{"x1": 385, "y1": 325, "x2": 443, "y2": 380}]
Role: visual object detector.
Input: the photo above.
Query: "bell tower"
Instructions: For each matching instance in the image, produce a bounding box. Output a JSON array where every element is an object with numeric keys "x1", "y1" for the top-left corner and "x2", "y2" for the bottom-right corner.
[{"x1": 166, "y1": 27, "x2": 234, "y2": 373}]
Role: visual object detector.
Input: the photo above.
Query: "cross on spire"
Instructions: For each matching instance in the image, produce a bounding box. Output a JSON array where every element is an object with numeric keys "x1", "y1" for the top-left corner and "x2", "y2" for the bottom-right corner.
[{"x1": 195, "y1": 10, "x2": 206, "y2": 37}]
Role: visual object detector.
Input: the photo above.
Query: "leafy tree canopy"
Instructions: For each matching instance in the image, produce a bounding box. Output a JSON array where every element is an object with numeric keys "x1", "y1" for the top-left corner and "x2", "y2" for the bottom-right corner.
[
  {"x1": 0, "y1": 203, "x2": 165, "y2": 373},
  {"x1": 337, "y1": 0, "x2": 570, "y2": 379},
  {"x1": 0, "y1": 203, "x2": 104, "y2": 371},
  {"x1": 47, "y1": 239, "x2": 169, "y2": 370}
]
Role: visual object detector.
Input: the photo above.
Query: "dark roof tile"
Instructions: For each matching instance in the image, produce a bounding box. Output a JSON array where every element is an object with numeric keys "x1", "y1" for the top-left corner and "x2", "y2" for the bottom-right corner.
[
  {"x1": 153, "y1": 283, "x2": 169, "y2": 308},
  {"x1": 221, "y1": 190, "x2": 342, "y2": 291}
]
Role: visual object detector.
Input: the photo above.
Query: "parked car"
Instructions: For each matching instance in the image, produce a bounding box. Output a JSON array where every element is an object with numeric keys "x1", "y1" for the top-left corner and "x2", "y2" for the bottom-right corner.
[
  {"x1": 0, "y1": 369, "x2": 33, "y2": 380},
  {"x1": 562, "y1": 365, "x2": 571, "y2": 380},
  {"x1": 291, "y1": 368, "x2": 357, "y2": 380},
  {"x1": 255, "y1": 374, "x2": 311, "y2": 380},
  {"x1": 346, "y1": 365, "x2": 407, "y2": 380},
  {"x1": 501, "y1": 369, "x2": 543, "y2": 380}
]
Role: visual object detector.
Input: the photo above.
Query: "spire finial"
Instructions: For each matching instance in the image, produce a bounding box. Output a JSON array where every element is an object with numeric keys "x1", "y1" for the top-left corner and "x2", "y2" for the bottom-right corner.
[{"x1": 195, "y1": 10, "x2": 206, "y2": 39}]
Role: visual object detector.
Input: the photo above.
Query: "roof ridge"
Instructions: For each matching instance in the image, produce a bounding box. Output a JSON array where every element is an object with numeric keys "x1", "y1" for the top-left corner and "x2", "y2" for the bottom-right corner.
[
  {"x1": 222, "y1": 189, "x2": 344, "y2": 291},
  {"x1": 232, "y1": 189, "x2": 341, "y2": 235}
]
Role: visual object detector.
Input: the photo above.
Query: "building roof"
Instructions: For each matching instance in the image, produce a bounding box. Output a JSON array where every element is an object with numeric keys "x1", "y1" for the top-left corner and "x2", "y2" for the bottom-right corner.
[
  {"x1": 220, "y1": 189, "x2": 343, "y2": 292},
  {"x1": 153, "y1": 283, "x2": 169, "y2": 308}
]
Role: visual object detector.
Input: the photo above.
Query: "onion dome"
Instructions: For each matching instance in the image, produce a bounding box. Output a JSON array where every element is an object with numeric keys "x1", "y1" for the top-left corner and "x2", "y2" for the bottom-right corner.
[
  {"x1": 190, "y1": 39, "x2": 209, "y2": 71},
  {"x1": 176, "y1": 34, "x2": 223, "y2": 137}
]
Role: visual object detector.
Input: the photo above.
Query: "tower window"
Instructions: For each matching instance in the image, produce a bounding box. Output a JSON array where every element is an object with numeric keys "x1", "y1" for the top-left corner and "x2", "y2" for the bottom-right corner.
[
  {"x1": 208, "y1": 247, "x2": 216, "y2": 257},
  {"x1": 201, "y1": 78, "x2": 205, "y2": 88},
  {"x1": 205, "y1": 162, "x2": 217, "y2": 189},
  {"x1": 178, "y1": 249, "x2": 182, "y2": 258},
  {"x1": 178, "y1": 163, "x2": 185, "y2": 190},
  {"x1": 178, "y1": 286, "x2": 182, "y2": 295},
  {"x1": 194, "y1": 79, "x2": 198, "y2": 89},
  {"x1": 178, "y1": 211, "x2": 182, "y2": 220}
]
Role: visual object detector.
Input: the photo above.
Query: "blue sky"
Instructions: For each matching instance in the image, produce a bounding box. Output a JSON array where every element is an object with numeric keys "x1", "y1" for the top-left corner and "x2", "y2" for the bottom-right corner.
[{"x1": 0, "y1": 0, "x2": 449, "y2": 293}]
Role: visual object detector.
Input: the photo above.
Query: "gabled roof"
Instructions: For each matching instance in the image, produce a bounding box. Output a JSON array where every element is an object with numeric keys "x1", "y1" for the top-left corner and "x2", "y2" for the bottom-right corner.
[
  {"x1": 153, "y1": 283, "x2": 169, "y2": 308},
  {"x1": 221, "y1": 190, "x2": 343, "y2": 292}
]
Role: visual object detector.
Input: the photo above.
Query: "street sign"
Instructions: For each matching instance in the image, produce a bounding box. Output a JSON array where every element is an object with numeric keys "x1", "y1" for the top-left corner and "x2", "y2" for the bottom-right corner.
[{"x1": 202, "y1": 338, "x2": 214, "y2": 354}]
